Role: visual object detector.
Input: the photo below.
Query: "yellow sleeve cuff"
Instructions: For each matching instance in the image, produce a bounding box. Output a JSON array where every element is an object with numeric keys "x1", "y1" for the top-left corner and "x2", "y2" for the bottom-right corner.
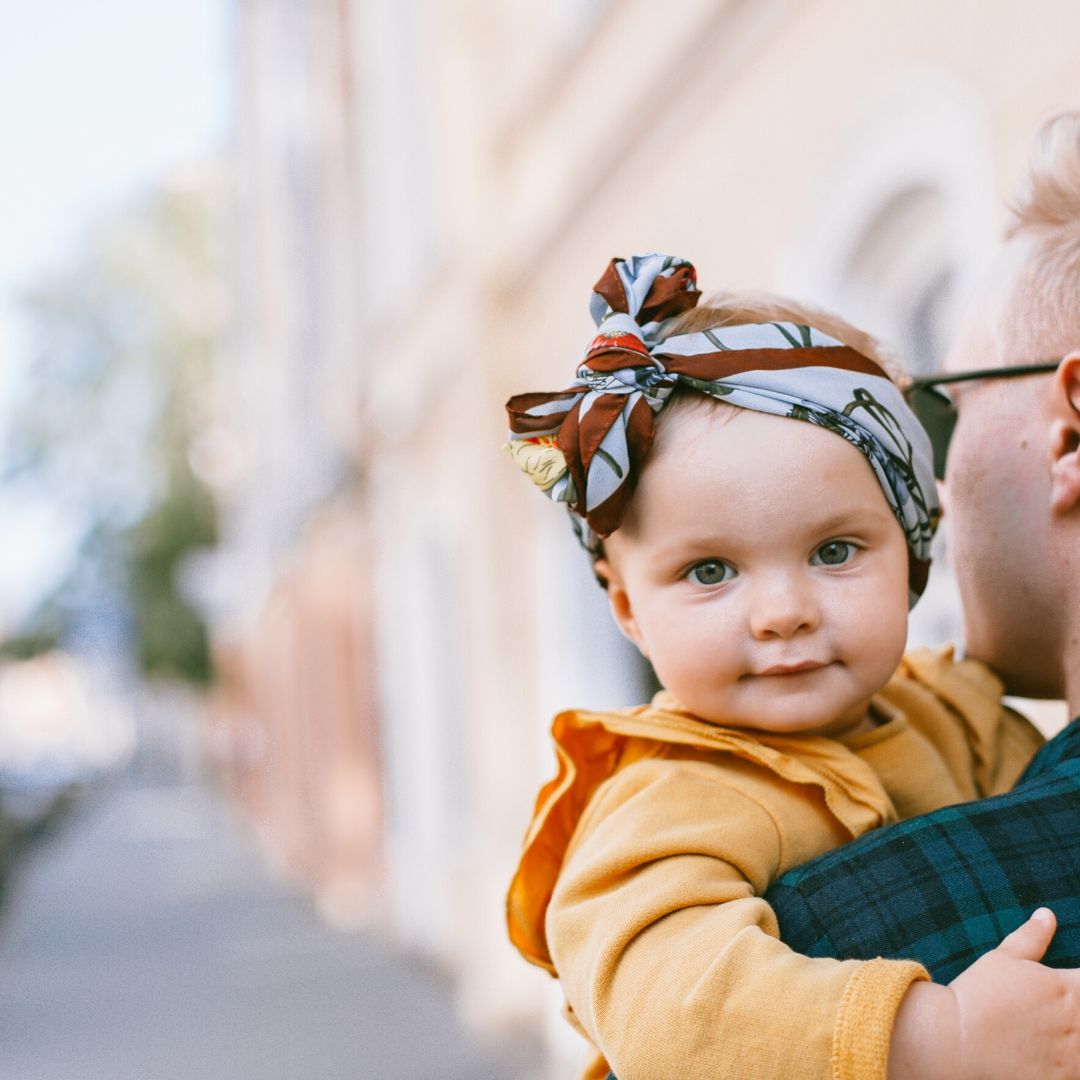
[{"x1": 832, "y1": 958, "x2": 929, "y2": 1080}]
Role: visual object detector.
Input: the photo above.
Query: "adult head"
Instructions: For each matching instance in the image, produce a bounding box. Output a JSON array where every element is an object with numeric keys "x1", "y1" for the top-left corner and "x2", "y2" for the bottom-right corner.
[{"x1": 942, "y1": 111, "x2": 1080, "y2": 706}]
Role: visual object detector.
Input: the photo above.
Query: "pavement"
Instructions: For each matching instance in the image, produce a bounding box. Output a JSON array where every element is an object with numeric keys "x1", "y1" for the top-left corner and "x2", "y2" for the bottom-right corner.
[{"x1": 0, "y1": 774, "x2": 539, "y2": 1080}]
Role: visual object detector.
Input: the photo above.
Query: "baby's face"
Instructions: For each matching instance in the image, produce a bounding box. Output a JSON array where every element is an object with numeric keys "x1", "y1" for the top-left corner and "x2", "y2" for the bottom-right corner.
[{"x1": 599, "y1": 404, "x2": 910, "y2": 737}]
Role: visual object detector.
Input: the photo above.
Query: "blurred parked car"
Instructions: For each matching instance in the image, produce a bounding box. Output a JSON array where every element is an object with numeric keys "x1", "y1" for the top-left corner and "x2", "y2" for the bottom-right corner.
[{"x1": 0, "y1": 652, "x2": 135, "y2": 824}]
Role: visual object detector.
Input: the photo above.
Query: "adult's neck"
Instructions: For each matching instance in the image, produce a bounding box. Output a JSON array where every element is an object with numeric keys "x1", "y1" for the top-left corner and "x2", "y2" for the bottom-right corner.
[
  {"x1": 1064, "y1": 611, "x2": 1080, "y2": 720},
  {"x1": 1050, "y1": 426, "x2": 1080, "y2": 716}
]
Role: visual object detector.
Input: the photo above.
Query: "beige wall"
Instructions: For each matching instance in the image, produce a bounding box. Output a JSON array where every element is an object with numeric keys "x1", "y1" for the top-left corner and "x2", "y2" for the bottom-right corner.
[{"x1": 223, "y1": 1, "x2": 1080, "y2": 1072}]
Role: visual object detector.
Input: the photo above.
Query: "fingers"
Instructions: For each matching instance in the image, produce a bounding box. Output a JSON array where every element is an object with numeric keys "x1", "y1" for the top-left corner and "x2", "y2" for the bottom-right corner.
[{"x1": 995, "y1": 907, "x2": 1057, "y2": 962}]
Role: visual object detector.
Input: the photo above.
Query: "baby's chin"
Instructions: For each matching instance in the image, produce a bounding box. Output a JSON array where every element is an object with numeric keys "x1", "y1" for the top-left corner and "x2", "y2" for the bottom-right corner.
[
  {"x1": 722, "y1": 716, "x2": 867, "y2": 738},
  {"x1": 697, "y1": 695, "x2": 874, "y2": 738}
]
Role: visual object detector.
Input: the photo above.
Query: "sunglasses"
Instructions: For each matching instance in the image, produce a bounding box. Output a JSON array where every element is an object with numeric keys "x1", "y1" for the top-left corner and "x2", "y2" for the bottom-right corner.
[{"x1": 902, "y1": 361, "x2": 1061, "y2": 480}]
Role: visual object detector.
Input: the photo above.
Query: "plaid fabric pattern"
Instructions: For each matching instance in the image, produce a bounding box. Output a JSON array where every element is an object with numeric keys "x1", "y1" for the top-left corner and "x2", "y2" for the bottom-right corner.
[
  {"x1": 604, "y1": 727, "x2": 1080, "y2": 1080},
  {"x1": 766, "y1": 720, "x2": 1080, "y2": 982}
]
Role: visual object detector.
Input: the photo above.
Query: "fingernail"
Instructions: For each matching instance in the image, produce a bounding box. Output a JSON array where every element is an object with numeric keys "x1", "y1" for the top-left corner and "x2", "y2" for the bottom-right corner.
[{"x1": 1033, "y1": 907, "x2": 1054, "y2": 925}]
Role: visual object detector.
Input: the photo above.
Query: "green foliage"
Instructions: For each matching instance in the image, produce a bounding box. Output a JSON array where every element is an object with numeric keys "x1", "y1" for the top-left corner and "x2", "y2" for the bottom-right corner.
[
  {"x1": 4, "y1": 174, "x2": 226, "y2": 685},
  {"x1": 127, "y1": 464, "x2": 218, "y2": 685},
  {"x1": 0, "y1": 626, "x2": 62, "y2": 663}
]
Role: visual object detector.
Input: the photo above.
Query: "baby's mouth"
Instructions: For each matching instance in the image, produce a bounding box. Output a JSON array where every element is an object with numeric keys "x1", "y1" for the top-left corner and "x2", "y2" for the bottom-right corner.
[{"x1": 754, "y1": 660, "x2": 830, "y2": 677}]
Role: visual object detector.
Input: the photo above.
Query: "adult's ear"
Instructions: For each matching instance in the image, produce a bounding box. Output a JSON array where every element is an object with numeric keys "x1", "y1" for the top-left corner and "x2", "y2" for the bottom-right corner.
[
  {"x1": 1049, "y1": 352, "x2": 1080, "y2": 514},
  {"x1": 592, "y1": 556, "x2": 648, "y2": 657}
]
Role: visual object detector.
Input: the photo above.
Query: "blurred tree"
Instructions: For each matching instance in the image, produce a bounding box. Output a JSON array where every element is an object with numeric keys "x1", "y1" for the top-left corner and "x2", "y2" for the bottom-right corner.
[{"x1": 1, "y1": 172, "x2": 226, "y2": 685}]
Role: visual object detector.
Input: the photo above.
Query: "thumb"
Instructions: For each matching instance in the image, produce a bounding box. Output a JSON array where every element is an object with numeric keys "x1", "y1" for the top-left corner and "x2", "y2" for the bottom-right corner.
[{"x1": 995, "y1": 907, "x2": 1057, "y2": 962}]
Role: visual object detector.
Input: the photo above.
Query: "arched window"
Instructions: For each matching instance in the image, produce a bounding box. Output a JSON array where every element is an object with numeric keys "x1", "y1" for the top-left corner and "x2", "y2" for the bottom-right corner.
[
  {"x1": 780, "y1": 73, "x2": 996, "y2": 647},
  {"x1": 840, "y1": 186, "x2": 958, "y2": 376}
]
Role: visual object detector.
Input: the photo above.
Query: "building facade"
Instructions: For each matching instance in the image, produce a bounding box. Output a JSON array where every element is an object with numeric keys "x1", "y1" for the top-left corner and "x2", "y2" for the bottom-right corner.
[{"x1": 219, "y1": 0, "x2": 1080, "y2": 1072}]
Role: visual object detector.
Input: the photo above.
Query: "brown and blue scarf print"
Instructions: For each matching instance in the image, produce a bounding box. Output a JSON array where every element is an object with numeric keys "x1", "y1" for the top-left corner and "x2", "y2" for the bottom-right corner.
[{"x1": 505, "y1": 253, "x2": 940, "y2": 604}]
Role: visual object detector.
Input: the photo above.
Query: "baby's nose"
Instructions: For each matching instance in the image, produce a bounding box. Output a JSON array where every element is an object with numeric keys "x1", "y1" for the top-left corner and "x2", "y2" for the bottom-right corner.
[{"x1": 748, "y1": 575, "x2": 820, "y2": 640}]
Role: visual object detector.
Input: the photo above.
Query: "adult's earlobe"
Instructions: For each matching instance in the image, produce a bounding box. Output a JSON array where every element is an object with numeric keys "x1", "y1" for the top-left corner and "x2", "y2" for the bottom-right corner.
[
  {"x1": 1049, "y1": 354, "x2": 1080, "y2": 514},
  {"x1": 1049, "y1": 417, "x2": 1080, "y2": 514},
  {"x1": 1061, "y1": 352, "x2": 1080, "y2": 416}
]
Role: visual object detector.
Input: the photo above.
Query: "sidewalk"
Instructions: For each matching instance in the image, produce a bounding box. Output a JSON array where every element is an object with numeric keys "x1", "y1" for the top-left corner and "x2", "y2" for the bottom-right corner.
[{"x1": 0, "y1": 774, "x2": 539, "y2": 1080}]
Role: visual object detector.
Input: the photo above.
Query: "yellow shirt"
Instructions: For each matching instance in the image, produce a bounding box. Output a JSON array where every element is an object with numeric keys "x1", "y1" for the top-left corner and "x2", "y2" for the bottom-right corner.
[{"x1": 507, "y1": 647, "x2": 1044, "y2": 1080}]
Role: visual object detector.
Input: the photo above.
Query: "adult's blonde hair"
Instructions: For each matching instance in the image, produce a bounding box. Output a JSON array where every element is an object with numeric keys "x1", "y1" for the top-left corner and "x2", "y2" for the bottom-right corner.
[
  {"x1": 1008, "y1": 111, "x2": 1080, "y2": 337},
  {"x1": 952, "y1": 111, "x2": 1080, "y2": 366},
  {"x1": 1010, "y1": 112, "x2": 1080, "y2": 234}
]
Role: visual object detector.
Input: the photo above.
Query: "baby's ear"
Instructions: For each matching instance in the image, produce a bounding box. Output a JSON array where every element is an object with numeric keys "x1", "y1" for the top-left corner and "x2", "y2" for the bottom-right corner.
[
  {"x1": 593, "y1": 556, "x2": 648, "y2": 657},
  {"x1": 1049, "y1": 353, "x2": 1080, "y2": 515},
  {"x1": 592, "y1": 556, "x2": 613, "y2": 590}
]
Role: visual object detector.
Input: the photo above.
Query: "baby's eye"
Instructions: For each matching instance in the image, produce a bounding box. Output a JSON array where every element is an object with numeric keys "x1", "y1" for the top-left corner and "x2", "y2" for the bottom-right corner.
[
  {"x1": 811, "y1": 540, "x2": 857, "y2": 567},
  {"x1": 686, "y1": 560, "x2": 737, "y2": 586}
]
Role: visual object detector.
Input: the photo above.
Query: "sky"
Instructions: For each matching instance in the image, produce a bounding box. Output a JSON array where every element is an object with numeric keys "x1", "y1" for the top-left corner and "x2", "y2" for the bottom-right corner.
[{"x1": 0, "y1": 0, "x2": 231, "y2": 628}]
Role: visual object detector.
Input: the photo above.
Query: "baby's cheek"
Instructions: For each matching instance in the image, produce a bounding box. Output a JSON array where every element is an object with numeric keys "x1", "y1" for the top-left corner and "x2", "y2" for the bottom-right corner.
[
  {"x1": 657, "y1": 644, "x2": 743, "y2": 708},
  {"x1": 861, "y1": 614, "x2": 908, "y2": 689}
]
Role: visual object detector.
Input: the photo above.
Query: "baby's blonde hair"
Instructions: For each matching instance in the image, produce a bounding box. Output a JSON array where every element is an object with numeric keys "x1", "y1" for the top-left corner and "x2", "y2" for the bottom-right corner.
[
  {"x1": 635, "y1": 290, "x2": 903, "y2": 467},
  {"x1": 599, "y1": 290, "x2": 903, "y2": 563},
  {"x1": 661, "y1": 289, "x2": 904, "y2": 380}
]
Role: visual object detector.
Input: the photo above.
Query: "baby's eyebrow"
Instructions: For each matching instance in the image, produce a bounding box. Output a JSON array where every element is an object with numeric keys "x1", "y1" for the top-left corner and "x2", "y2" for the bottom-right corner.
[
  {"x1": 645, "y1": 505, "x2": 895, "y2": 562},
  {"x1": 808, "y1": 507, "x2": 893, "y2": 534}
]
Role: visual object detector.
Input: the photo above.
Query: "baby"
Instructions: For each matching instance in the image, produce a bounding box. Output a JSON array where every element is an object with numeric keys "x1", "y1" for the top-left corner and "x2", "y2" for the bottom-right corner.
[{"x1": 502, "y1": 254, "x2": 1051, "y2": 1080}]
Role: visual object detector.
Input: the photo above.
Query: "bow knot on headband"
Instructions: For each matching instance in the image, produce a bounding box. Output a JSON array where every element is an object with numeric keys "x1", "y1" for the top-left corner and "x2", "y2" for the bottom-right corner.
[{"x1": 505, "y1": 253, "x2": 940, "y2": 604}]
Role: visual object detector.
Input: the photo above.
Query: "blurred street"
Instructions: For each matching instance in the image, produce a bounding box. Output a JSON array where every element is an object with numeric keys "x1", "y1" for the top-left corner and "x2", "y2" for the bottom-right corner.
[
  {"x1": 0, "y1": 767, "x2": 535, "y2": 1080},
  {"x1": 2, "y1": 7, "x2": 1076, "y2": 1077}
]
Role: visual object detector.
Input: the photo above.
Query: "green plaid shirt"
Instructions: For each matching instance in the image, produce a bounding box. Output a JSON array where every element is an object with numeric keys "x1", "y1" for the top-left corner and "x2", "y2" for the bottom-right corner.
[
  {"x1": 606, "y1": 725, "x2": 1080, "y2": 1080},
  {"x1": 766, "y1": 720, "x2": 1080, "y2": 981}
]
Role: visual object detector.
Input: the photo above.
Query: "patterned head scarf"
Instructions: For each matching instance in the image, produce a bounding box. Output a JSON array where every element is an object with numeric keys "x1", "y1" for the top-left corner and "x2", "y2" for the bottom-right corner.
[{"x1": 505, "y1": 253, "x2": 940, "y2": 605}]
